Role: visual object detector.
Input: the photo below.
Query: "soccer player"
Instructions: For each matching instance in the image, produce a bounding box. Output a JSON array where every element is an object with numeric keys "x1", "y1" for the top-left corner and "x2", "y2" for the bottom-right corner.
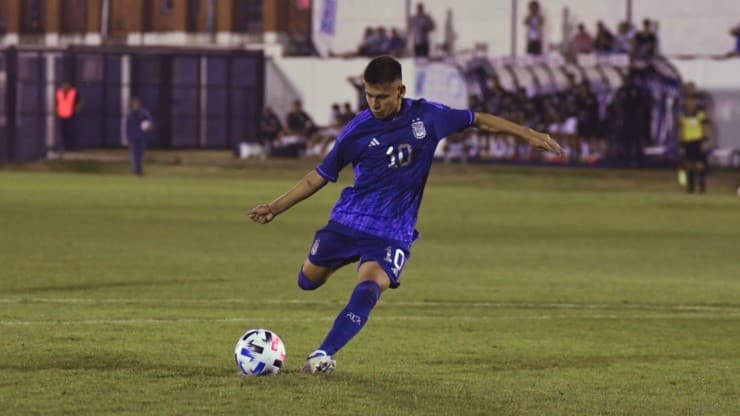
[{"x1": 248, "y1": 56, "x2": 563, "y2": 373}]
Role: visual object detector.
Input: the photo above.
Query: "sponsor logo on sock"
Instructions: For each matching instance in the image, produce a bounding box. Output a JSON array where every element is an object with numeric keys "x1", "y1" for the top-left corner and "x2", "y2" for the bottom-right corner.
[{"x1": 345, "y1": 312, "x2": 362, "y2": 325}]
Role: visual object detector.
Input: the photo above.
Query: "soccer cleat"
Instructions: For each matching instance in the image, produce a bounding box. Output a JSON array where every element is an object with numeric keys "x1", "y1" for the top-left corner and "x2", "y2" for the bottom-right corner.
[{"x1": 302, "y1": 350, "x2": 336, "y2": 374}]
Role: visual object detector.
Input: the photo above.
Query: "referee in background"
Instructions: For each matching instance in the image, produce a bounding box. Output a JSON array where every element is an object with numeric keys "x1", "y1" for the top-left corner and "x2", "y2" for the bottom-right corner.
[{"x1": 679, "y1": 96, "x2": 712, "y2": 193}]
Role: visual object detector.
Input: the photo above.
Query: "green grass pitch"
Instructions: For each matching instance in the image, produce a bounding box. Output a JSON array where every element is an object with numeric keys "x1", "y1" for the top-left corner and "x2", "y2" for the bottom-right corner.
[{"x1": 1, "y1": 158, "x2": 739, "y2": 415}]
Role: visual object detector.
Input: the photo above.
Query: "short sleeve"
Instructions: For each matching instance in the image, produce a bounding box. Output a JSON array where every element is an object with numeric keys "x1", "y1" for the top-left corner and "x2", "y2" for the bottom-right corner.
[
  {"x1": 428, "y1": 102, "x2": 475, "y2": 139},
  {"x1": 316, "y1": 130, "x2": 354, "y2": 182}
]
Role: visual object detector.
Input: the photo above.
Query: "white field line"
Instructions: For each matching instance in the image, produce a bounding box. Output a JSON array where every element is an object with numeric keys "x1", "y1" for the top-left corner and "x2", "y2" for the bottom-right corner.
[
  {"x1": 1, "y1": 313, "x2": 739, "y2": 326},
  {"x1": 0, "y1": 296, "x2": 738, "y2": 313}
]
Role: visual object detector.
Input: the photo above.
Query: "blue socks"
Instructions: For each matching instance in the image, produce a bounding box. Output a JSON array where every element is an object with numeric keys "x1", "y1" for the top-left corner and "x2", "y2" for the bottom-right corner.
[
  {"x1": 297, "y1": 270, "x2": 324, "y2": 290},
  {"x1": 319, "y1": 280, "x2": 381, "y2": 356}
]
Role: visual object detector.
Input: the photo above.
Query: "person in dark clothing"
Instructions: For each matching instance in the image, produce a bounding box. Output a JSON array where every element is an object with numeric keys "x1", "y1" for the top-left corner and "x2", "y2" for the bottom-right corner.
[
  {"x1": 340, "y1": 102, "x2": 356, "y2": 125},
  {"x1": 408, "y1": 2, "x2": 435, "y2": 57},
  {"x1": 126, "y1": 97, "x2": 154, "y2": 176},
  {"x1": 524, "y1": 1, "x2": 545, "y2": 55},
  {"x1": 633, "y1": 19, "x2": 658, "y2": 59},
  {"x1": 259, "y1": 106, "x2": 283, "y2": 158},
  {"x1": 614, "y1": 71, "x2": 652, "y2": 167},
  {"x1": 594, "y1": 21, "x2": 616, "y2": 54},
  {"x1": 348, "y1": 75, "x2": 369, "y2": 112},
  {"x1": 274, "y1": 99, "x2": 315, "y2": 157},
  {"x1": 286, "y1": 100, "x2": 316, "y2": 138}
]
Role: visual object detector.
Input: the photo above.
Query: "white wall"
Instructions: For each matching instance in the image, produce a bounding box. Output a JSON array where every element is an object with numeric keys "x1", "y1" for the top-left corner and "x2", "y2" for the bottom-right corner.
[
  {"x1": 269, "y1": 57, "x2": 417, "y2": 125},
  {"x1": 673, "y1": 58, "x2": 740, "y2": 90},
  {"x1": 313, "y1": 0, "x2": 740, "y2": 57}
]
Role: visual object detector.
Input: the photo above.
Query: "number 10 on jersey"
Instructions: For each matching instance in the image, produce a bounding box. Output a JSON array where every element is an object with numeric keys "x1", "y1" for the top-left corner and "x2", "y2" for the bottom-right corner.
[{"x1": 386, "y1": 144, "x2": 412, "y2": 168}]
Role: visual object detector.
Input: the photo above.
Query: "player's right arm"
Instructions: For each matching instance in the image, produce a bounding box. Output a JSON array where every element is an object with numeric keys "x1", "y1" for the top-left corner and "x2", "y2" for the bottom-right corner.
[{"x1": 248, "y1": 170, "x2": 328, "y2": 224}]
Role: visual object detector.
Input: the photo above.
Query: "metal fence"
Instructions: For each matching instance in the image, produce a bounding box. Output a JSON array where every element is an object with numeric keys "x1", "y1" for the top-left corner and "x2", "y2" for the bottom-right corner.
[{"x1": 1, "y1": 46, "x2": 264, "y2": 164}]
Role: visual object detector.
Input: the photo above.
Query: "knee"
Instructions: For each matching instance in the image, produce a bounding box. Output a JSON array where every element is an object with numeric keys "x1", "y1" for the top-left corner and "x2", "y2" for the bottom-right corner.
[{"x1": 297, "y1": 270, "x2": 322, "y2": 291}]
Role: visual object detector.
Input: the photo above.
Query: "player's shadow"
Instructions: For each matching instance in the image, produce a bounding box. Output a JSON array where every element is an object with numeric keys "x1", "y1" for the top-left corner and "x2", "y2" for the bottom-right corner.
[
  {"x1": 0, "y1": 350, "x2": 233, "y2": 378},
  {"x1": 1, "y1": 278, "x2": 225, "y2": 295}
]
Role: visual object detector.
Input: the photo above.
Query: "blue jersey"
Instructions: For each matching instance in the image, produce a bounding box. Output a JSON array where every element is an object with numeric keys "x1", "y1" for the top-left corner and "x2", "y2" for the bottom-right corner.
[{"x1": 316, "y1": 98, "x2": 474, "y2": 243}]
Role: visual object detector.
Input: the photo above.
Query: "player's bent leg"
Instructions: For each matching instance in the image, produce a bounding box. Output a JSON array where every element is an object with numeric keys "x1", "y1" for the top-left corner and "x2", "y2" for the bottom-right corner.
[
  {"x1": 297, "y1": 259, "x2": 332, "y2": 291},
  {"x1": 303, "y1": 262, "x2": 389, "y2": 374},
  {"x1": 356, "y1": 261, "x2": 392, "y2": 291}
]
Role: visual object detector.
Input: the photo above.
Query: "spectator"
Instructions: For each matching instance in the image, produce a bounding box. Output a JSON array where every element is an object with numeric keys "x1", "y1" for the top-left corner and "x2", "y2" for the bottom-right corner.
[
  {"x1": 368, "y1": 26, "x2": 389, "y2": 56},
  {"x1": 54, "y1": 81, "x2": 84, "y2": 153},
  {"x1": 614, "y1": 68, "x2": 652, "y2": 167},
  {"x1": 307, "y1": 103, "x2": 343, "y2": 157},
  {"x1": 730, "y1": 22, "x2": 740, "y2": 56},
  {"x1": 574, "y1": 81, "x2": 601, "y2": 162},
  {"x1": 340, "y1": 102, "x2": 356, "y2": 124},
  {"x1": 409, "y1": 2, "x2": 436, "y2": 57},
  {"x1": 615, "y1": 21, "x2": 635, "y2": 54},
  {"x1": 347, "y1": 75, "x2": 369, "y2": 112},
  {"x1": 484, "y1": 75, "x2": 514, "y2": 115},
  {"x1": 357, "y1": 27, "x2": 377, "y2": 56},
  {"x1": 571, "y1": 23, "x2": 594, "y2": 55},
  {"x1": 594, "y1": 21, "x2": 616, "y2": 54},
  {"x1": 524, "y1": 1, "x2": 545, "y2": 56},
  {"x1": 125, "y1": 97, "x2": 154, "y2": 176},
  {"x1": 286, "y1": 99, "x2": 315, "y2": 137},
  {"x1": 384, "y1": 28, "x2": 406, "y2": 57},
  {"x1": 259, "y1": 106, "x2": 283, "y2": 158},
  {"x1": 274, "y1": 100, "x2": 315, "y2": 157},
  {"x1": 633, "y1": 19, "x2": 658, "y2": 59}
]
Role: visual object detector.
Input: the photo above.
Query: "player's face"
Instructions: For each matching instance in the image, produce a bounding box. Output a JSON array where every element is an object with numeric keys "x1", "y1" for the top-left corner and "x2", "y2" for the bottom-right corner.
[{"x1": 364, "y1": 81, "x2": 405, "y2": 120}]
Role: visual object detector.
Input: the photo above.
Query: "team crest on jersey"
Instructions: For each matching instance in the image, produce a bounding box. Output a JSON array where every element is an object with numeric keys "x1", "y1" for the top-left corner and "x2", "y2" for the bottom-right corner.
[{"x1": 411, "y1": 120, "x2": 427, "y2": 139}]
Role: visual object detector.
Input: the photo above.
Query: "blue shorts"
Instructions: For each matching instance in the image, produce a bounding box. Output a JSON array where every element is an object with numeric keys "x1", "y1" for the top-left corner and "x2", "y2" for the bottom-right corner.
[{"x1": 307, "y1": 221, "x2": 411, "y2": 289}]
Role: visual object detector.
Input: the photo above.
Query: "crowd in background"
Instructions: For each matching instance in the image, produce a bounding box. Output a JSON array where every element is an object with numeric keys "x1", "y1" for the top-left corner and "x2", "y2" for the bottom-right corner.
[
  {"x1": 258, "y1": 99, "x2": 357, "y2": 159},
  {"x1": 524, "y1": 0, "x2": 660, "y2": 61},
  {"x1": 256, "y1": 1, "x2": 714, "y2": 168}
]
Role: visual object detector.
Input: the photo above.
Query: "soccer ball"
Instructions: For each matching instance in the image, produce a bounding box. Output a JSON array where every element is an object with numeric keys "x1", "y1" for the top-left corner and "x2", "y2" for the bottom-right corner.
[
  {"x1": 140, "y1": 120, "x2": 153, "y2": 131},
  {"x1": 234, "y1": 328, "x2": 286, "y2": 376}
]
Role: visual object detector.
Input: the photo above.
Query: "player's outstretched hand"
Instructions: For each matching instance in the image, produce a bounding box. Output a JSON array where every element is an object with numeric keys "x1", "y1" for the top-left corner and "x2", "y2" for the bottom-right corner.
[
  {"x1": 248, "y1": 204, "x2": 276, "y2": 224},
  {"x1": 529, "y1": 131, "x2": 564, "y2": 156}
]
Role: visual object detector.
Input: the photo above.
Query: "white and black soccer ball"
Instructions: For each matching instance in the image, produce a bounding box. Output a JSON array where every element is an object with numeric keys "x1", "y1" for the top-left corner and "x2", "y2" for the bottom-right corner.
[{"x1": 234, "y1": 328, "x2": 286, "y2": 376}]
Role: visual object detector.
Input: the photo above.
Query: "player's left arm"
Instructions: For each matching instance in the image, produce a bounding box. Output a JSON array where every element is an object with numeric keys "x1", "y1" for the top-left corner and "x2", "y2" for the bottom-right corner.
[
  {"x1": 474, "y1": 112, "x2": 563, "y2": 155},
  {"x1": 248, "y1": 170, "x2": 328, "y2": 224}
]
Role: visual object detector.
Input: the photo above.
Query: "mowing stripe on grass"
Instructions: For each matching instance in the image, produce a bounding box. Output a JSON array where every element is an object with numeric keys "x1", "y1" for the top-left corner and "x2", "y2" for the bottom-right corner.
[
  {"x1": 1, "y1": 296, "x2": 738, "y2": 312},
  {"x1": 1, "y1": 313, "x2": 739, "y2": 326}
]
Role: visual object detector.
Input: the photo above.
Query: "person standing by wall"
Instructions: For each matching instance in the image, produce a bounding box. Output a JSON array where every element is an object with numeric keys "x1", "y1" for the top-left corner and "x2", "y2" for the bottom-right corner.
[
  {"x1": 408, "y1": 2, "x2": 435, "y2": 58},
  {"x1": 126, "y1": 97, "x2": 154, "y2": 176},
  {"x1": 54, "y1": 81, "x2": 84, "y2": 153},
  {"x1": 730, "y1": 21, "x2": 740, "y2": 56},
  {"x1": 524, "y1": 1, "x2": 544, "y2": 56},
  {"x1": 614, "y1": 69, "x2": 652, "y2": 168}
]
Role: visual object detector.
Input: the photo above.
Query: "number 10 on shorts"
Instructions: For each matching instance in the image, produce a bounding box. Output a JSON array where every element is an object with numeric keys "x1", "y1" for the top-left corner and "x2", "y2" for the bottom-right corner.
[{"x1": 384, "y1": 246, "x2": 406, "y2": 277}]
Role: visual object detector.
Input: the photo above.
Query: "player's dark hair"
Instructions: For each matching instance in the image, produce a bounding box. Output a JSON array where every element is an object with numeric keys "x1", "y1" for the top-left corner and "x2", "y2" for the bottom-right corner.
[{"x1": 363, "y1": 55, "x2": 402, "y2": 85}]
